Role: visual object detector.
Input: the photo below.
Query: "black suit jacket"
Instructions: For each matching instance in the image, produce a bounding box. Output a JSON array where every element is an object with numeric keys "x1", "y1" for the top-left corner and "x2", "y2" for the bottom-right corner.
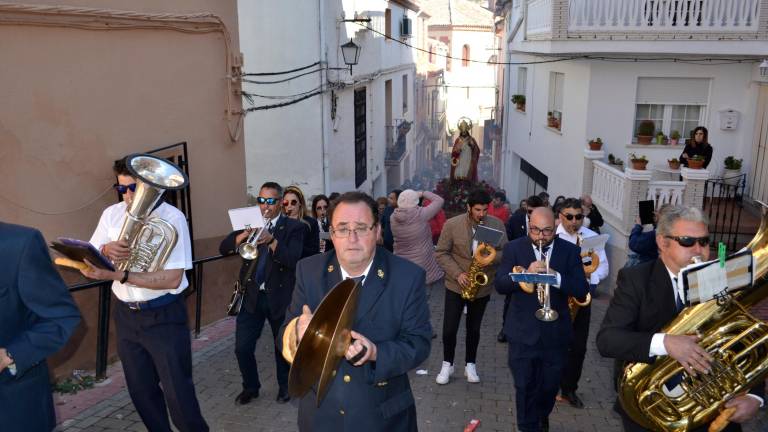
[
  {"x1": 494, "y1": 236, "x2": 587, "y2": 350},
  {"x1": 280, "y1": 247, "x2": 431, "y2": 432},
  {"x1": 219, "y1": 215, "x2": 305, "y2": 320},
  {"x1": 0, "y1": 223, "x2": 81, "y2": 432},
  {"x1": 301, "y1": 216, "x2": 321, "y2": 258},
  {"x1": 505, "y1": 211, "x2": 527, "y2": 241}
]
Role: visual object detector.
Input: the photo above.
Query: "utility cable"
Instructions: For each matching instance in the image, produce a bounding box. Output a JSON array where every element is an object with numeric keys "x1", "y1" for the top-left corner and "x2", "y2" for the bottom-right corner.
[
  {"x1": 244, "y1": 90, "x2": 324, "y2": 112},
  {"x1": 241, "y1": 68, "x2": 323, "y2": 84},
  {"x1": 241, "y1": 61, "x2": 320, "y2": 76}
]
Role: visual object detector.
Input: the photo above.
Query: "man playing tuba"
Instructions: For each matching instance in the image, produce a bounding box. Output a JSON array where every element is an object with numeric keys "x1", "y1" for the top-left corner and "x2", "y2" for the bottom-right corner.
[{"x1": 495, "y1": 207, "x2": 587, "y2": 432}]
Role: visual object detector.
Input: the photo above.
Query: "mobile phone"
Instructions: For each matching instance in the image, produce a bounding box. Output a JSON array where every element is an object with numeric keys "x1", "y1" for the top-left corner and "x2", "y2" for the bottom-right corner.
[{"x1": 638, "y1": 200, "x2": 655, "y2": 225}]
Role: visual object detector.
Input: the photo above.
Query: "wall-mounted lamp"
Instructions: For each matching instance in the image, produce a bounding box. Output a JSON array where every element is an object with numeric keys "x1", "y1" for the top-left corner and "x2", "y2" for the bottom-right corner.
[
  {"x1": 340, "y1": 39, "x2": 361, "y2": 74},
  {"x1": 760, "y1": 59, "x2": 768, "y2": 78}
]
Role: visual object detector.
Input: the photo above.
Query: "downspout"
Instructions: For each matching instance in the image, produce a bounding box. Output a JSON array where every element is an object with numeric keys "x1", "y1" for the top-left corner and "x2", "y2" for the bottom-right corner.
[
  {"x1": 318, "y1": 0, "x2": 331, "y2": 194},
  {"x1": 522, "y1": 0, "x2": 528, "y2": 41}
]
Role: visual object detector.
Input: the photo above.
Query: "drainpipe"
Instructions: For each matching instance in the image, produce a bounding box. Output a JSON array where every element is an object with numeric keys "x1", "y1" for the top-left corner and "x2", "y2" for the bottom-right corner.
[
  {"x1": 318, "y1": 0, "x2": 331, "y2": 194},
  {"x1": 522, "y1": 0, "x2": 528, "y2": 41}
]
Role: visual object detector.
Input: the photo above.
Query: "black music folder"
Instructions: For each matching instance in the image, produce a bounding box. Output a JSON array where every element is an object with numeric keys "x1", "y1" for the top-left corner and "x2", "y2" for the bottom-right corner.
[{"x1": 51, "y1": 238, "x2": 115, "y2": 271}]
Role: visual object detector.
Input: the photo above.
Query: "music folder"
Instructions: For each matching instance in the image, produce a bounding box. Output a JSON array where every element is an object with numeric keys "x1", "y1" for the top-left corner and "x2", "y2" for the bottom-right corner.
[
  {"x1": 474, "y1": 224, "x2": 505, "y2": 247},
  {"x1": 509, "y1": 272, "x2": 557, "y2": 285},
  {"x1": 50, "y1": 238, "x2": 115, "y2": 271},
  {"x1": 228, "y1": 205, "x2": 265, "y2": 231}
]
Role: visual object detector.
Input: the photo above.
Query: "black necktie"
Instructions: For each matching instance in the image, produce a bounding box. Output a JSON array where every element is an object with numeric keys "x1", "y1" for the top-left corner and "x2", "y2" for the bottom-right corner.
[
  {"x1": 347, "y1": 275, "x2": 365, "y2": 286},
  {"x1": 673, "y1": 278, "x2": 685, "y2": 311}
]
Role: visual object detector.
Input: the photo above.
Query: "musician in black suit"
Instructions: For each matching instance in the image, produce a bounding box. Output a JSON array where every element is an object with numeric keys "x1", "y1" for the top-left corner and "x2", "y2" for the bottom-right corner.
[
  {"x1": 499, "y1": 194, "x2": 546, "y2": 343},
  {"x1": 0, "y1": 223, "x2": 81, "y2": 432},
  {"x1": 596, "y1": 205, "x2": 763, "y2": 432},
  {"x1": 495, "y1": 207, "x2": 588, "y2": 432},
  {"x1": 279, "y1": 191, "x2": 431, "y2": 432},
  {"x1": 219, "y1": 181, "x2": 305, "y2": 405}
]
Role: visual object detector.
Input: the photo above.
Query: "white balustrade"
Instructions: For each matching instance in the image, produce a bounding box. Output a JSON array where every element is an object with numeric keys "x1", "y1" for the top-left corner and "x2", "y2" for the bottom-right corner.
[
  {"x1": 569, "y1": 0, "x2": 760, "y2": 32},
  {"x1": 646, "y1": 181, "x2": 685, "y2": 208},
  {"x1": 591, "y1": 161, "x2": 626, "y2": 219},
  {"x1": 527, "y1": 0, "x2": 553, "y2": 34}
]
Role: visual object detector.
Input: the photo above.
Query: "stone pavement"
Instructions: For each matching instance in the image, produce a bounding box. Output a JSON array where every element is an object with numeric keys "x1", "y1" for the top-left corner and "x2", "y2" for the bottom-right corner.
[{"x1": 56, "y1": 287, "x2": 768, "y2": 432}]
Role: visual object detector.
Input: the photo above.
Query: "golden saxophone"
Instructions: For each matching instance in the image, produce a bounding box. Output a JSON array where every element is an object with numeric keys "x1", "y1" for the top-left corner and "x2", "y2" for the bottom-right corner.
[
  {"x1": 463, "y1": 242, "x2": 496, "y2": 301},
  {"x1": 569, "y1": 233, "x2": 595, "y2": 321},
  {"x1": 618, "y1": 204, "x2": 768, "y2": 431}
]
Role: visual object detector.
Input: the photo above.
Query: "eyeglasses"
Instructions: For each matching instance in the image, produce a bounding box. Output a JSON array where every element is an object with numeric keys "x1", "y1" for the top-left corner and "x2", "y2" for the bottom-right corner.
[
  {"x1": 113, "y1": 183, "x2": 137, "y2": 194},
  {"x1": 665, "y1": 235, "x2": 710, "y2": 247},
  {"x1": 315, "y1": 205, "x2": 328, "y2": 211},
  {"x1": 256, "y1": 196, "x2": 279, "y2": 205},
  {"x1": 283, "y1": 199, "x2": 299, "y2": 207},
  {"x1": 561, "y1": 213, "x2": 584, "y2": 221},
  {"x1": 331, "y1": 224, "x2": 375, "y2": 238},
  {"x1": 529, "y1": 226, "x2": 554, "y2": 236}
]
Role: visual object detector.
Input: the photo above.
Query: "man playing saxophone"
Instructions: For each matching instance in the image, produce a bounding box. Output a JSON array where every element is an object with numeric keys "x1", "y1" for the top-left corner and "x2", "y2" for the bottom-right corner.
[
  {"x1": 554, "y1": 198, "x2": 609, "y2": 409},
  {"x1": 596, "y1": 205, "x2": 763, "y2": 432},
  {"x1": 495, "y1": 207, "x2": 587, "y2": 432},
  {"x1": 435, "y1": 189, "x2": 507, "y2": 385},
  {"x1": 80, "y1": 157, "x2": 208, "y2": 432}
]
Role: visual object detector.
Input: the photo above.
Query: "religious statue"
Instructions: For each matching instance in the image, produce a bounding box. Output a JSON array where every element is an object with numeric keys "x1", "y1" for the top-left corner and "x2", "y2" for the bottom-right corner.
[{"x1": 450, "y1": 117, "x2": 480, "y2": 182}]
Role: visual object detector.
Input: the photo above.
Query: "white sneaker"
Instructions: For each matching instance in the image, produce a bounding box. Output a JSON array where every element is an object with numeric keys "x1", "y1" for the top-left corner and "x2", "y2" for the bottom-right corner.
[
  {"x1": 435, "y1": 361, "x2": 454, "y2": 385},
  {"x1": 465, "y1": 363, "x2": 480, "y2": 383}
]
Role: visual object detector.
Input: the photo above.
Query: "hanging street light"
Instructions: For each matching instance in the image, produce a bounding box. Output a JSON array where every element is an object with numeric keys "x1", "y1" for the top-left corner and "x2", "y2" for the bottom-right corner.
[{"x1": 341, "y1": 39, "x2": 361, "y2": 74}]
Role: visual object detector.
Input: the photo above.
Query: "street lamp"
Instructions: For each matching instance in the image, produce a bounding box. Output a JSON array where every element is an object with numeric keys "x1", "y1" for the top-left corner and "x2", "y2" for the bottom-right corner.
[
  {"x1": 341, "y1": 39, "x2": 361, "y2": 74},
  {"x1": 760, "y1": 59, "x2": 768, "y2": 78}
]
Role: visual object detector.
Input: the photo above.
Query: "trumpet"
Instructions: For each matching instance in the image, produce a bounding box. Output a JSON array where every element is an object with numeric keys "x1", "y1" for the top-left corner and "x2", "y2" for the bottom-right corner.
[
  {"x1": 238, "y1": 210, "x2": 272, "y2": 260},
  {"x1": 533, "y1": 240, "x2": 558, "y2": 322}
]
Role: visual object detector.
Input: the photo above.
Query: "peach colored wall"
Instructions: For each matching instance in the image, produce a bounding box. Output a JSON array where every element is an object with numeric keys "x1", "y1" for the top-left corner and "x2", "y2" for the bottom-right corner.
[{"x1": 0, "y1": 0, "x2": 246, "y2": 378}]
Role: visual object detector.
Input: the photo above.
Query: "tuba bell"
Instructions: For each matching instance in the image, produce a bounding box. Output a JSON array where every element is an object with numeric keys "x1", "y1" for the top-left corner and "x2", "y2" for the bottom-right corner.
[
  {"x1": 115, "y1": 154, "x2": 188, "y2": 272},
  {"x1": 618, "y1": 203, "x2": 768, "y2": 431}
]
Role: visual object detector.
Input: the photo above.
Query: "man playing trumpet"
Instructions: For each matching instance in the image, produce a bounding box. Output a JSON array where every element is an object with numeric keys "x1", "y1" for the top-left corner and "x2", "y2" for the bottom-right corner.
[
  {"x1": 495, "y1": 207, "x2": 587, "y2": 432},
  {"x1": 554, "y1": 198, "x2": 609, "y2": 409}
]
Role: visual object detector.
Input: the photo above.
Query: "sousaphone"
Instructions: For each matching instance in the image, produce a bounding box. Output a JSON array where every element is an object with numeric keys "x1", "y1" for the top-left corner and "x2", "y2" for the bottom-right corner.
[{"x1": 288, "y1": 278, "x2": 363, "y2": 405}]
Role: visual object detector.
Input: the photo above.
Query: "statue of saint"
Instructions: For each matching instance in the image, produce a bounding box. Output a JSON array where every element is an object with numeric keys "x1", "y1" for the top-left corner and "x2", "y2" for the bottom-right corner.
[{"x1": 450, "y1": 118, "x2": 480, "y2": 182}]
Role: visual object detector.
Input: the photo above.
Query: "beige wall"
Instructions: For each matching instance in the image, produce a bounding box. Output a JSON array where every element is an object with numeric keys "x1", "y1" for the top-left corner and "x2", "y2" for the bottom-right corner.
[{"x1": 0, "y1": 0, "x2": 246, "y2": 377}]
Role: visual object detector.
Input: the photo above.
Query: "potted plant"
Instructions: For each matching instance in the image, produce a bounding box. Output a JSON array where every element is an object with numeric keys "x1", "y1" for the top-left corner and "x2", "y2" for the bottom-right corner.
[
  {"x1": 630, "y1": 153, "x2": 648, "y2": 170},
  {"x1": 688, "y1": 154, "x2": 706, "y2": 169},
  {"x1": 547, "y1": 111, "x2": 557, "y2": 128},
  {"x1": 670, "y1": 130, "x2": 681, "y2": 145},
  {"x1": 512, "y1": 94, "x2": 526, "y2": 111},
  {"x1": 667, "y1": 158, "x2": 681, "y2": 170},
  {"x1": 723, "y1": 156, "x2": 743, "y2": 186},
  {"x1": 636, "y1": 120, "x2": 655, "y2": 144},
  {"x1": 655, "y1": 132, "x2": 666, "y2": 145},
  {"x1": 588, "y1": 137, "x2": 603, "y2": 151}
]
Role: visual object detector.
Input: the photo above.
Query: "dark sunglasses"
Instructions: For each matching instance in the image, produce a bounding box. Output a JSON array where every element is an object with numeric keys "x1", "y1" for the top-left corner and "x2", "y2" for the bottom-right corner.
[
  {"x1": 561, "y1": 213, "x2": 584, "y2": 221},
  {"x1": 113, "y1": 183, "x2": 137, "y2": 194},
  {"x1": 665, "y1": 235, "x2": 710, "y2": 247},
  {"x1": 256, "y1": 196, "x2": 279, "y2": 205},
  {"x1": 283, "y1": 199, "x2": 299, "y2": 207}
]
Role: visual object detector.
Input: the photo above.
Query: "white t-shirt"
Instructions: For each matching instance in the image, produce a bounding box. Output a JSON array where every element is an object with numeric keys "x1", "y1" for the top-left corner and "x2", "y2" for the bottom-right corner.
[{"x1": 89, "y1": 201, "x2": 193, "y2": 302}]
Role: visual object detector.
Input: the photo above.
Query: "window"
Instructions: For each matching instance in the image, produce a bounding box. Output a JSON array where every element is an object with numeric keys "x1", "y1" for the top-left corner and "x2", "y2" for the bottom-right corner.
[
  {"x1": 547, "y1": 72, "x2": 564, "y2": 130},
  {"x1": 402, "y1": 74, "x2": 408, "y2": 114},
  {"x1": 517, "y1": 67, "x2": 527, "y2": 95},
  {"x1": 354, "y1": 88, "x2": 367, "y2": 188},
  {"x1": 633, "y1": 77, "x2": 709, "y2": 142},
  {"x1": 462, "y1": 44, "x2": 470, "y2": 67},
  {"x1": 385, "y1": 9, "x2": 392, "y2": 39}
]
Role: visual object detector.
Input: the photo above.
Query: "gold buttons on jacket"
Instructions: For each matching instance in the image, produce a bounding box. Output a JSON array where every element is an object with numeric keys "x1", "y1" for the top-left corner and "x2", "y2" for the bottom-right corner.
[
  {"x1": 343, "y1": 374, "x2": 351, "y2": 383},
  {"x1": 339, "y1": 409, "x2": 345, "y2": 415}
]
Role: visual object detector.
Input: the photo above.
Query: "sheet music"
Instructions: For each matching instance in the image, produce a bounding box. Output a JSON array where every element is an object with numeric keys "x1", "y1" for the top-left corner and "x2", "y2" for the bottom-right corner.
[
  {"x1": 579, "y1": 234, "x2": 609, "y2": 251},
  {"x1": 509, "y1": 272, "x2": 558, "y2": 285},
  {"x1": 682, "y1": 251, "x2": 753, "y2": 304},
  {"x1": 228, "y1": 206, "x2": 265, "y2": 231}
]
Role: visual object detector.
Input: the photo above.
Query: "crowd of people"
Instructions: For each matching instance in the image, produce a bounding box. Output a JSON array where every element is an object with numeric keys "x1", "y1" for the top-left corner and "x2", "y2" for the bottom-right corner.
[{"x1": 2, "y1": 150, "x2": 764, "y2": 432}]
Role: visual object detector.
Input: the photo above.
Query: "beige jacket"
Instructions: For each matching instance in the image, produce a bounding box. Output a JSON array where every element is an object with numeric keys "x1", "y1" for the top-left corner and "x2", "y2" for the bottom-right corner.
[{"x1": 435, "y1": 213, "x2": 507, "y2": 298}]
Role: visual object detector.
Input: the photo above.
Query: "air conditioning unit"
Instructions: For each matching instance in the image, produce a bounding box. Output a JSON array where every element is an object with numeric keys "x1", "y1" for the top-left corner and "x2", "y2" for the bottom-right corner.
[{"x1": 400, "y1": 17, "x2": 412, "y2": 38}]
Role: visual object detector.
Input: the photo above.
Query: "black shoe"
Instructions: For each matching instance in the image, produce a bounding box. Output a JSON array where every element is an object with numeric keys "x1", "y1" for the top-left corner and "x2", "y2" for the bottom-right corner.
[
  {"x1": 559, "y1": 390, "x2": 584, "y2": 409},
  {"x1": 276, "y1": 390, "x2": 291, "y2": 404},
  {"x1": 497, "y1": 330, "x2": 507, "y2": 343},
  {"x1": 541, "y1": 416, "x2": 549, "y2": 432},
  {"x1": 235, "y1": 389, "x2": 259, "y2": 405}
]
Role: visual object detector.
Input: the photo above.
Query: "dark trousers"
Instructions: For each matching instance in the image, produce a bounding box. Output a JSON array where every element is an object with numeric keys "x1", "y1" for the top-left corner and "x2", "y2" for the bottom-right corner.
[
  {"x1": 442, "y1": 288, "x2": 490, "y2": 364},
  {"x1": 508, "y1": 343, "x2": 567, "y2": 432},
  {"x1": 501, "y1": 293, "x2": 511, "y2": 329},
  {"x1": 235, "y1": 290, "x2": 289, "y2": 393},
  {"x1": 114, "y1": 297, "x2": 208, "y2": 432},
  {"x1": 560, "y1": 302, "x2": 591, "y2": 394}
]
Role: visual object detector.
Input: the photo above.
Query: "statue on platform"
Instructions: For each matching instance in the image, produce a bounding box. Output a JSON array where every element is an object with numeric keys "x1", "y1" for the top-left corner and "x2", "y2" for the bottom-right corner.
[{"x1": 450, "y1": 117, "x2": 480, "y2": 182}]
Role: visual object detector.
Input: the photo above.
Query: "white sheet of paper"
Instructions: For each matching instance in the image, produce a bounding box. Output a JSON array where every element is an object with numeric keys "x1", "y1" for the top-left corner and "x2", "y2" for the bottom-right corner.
[
  {"x1": 579, "y1": 234, "x2": 609, "y2": 251},
  {"x1": 682, "y1": 251, "x2": 753, "y2": 303},
  {"x1": 228, "y1": 206, "x2": 265, "y2": 231}
]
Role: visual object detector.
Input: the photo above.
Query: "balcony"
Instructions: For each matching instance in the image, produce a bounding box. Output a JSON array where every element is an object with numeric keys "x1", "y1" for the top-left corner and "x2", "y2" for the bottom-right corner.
[{"x1": 385, "y1": 120, "x2": 412, "y2": 164}]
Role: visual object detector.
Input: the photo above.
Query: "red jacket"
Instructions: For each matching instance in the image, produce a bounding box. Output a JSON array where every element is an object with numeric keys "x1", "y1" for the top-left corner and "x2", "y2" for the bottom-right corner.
[
  {"x1": 487, "y1": 204, "x2": 510, "y2": 224},
  {"x1": 423, "y1": 198, "x2": 446, "y2": 245}
]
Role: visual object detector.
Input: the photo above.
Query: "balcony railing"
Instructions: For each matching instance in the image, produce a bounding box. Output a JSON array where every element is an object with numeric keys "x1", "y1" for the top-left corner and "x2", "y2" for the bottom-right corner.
[
  {"x1": 569, "y1": 0, "x2": 761, "y2": 32},
  {"x1": 592, "y1": 160, "x2": 627, "y2": 220},
  {"x1": 647, "y1": 180, "x2": 685, "y2": 207},
  {"x1": 527, "y1": 0, "x2": 554, "y2": 34}
]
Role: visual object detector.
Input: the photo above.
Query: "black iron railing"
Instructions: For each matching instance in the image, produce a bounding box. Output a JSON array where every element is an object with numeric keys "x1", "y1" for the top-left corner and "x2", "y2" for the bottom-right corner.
[{"x1": 704, "y1": 173, "x2": 746, "y2": 252}]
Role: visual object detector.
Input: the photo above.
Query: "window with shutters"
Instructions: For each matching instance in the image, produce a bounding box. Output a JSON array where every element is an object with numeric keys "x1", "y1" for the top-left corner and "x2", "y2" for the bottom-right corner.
[{"x1": 633, "y1": 77, "x2": 709, "y2": 142}]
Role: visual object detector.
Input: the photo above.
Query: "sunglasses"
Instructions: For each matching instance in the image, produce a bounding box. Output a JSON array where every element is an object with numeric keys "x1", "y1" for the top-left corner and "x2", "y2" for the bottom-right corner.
[
  {"x1": 113, "y1": 183, "x2": 137, "y2": 194},
  {"x1": 256, "y1": 196, "x2": 279, "y2": 205},
  {"x1": 561, "y1": 213, "x2": 584, "y2": 221},
  {"x1": 665, "y1": 235, "x2": 710, "y2": 247},
  {"x1": 283, "y1": 199, "x2": 299, "y2": 207}
]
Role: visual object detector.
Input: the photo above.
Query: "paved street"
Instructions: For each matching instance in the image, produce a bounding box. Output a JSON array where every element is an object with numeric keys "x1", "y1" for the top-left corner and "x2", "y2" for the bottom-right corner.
[{"x1": 56, "y1": 287, "x2": 768, "y2": 432}]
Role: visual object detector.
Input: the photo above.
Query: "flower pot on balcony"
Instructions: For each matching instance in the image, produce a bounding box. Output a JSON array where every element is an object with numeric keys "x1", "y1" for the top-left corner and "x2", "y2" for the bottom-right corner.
[
  {"x1": 688, "y1": 159, "x2": 705, "y2": 169},
  {"x1": 667, "y1": 159, "x2": 681, "y2": 170},
  {"x1": 588, "y1": 140, "x2": 602, "y2": 151},
  {"x1": 723, "y1": 168, "x2": 742, "y2": 186},
  {"x1": 670, "y1": 138, "x2": 679, "y2": 146},
  {"x1": 637, "y1": 135, "x2": 653, "y2": 145},
  {"x1": 631, "y1": 159, "x2": 648, "y2": 170},
  {"x1": 547, "y1": 117, "x2": 557, "y2": 128},
  {"x1": 516, "y1": 102, "x2": 525, "y2": 111}
]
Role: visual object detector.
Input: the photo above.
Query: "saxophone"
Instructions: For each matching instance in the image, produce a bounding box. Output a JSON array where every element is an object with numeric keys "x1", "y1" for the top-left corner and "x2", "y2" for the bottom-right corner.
[
  {"x1": 568, "y1": 233, "x2": 595, "y2": 320},
  {"x1": 463, "y1": 242, "x2": 496, "y2": 301},
  {"x1": 619, "y1": 203, "x2": 768, "y2": 431}
]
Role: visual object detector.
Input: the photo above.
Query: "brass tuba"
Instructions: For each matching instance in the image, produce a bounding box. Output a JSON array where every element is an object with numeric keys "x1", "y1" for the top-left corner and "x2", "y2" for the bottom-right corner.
[
  {"x1": 618, "y1": 203, "x2": 768, "y2": 431},
  {"x1": 463, "y1": 242, "x2": 496, "y2": 301},
  {"x1": 116, "y1": 154, "x2": 189, "y2": 272}
]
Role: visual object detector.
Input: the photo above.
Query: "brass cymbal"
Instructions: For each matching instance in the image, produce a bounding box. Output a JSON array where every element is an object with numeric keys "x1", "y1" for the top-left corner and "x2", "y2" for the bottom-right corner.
[{"x1": 287, "y1": 278, "x2": 362, "y2": 405}]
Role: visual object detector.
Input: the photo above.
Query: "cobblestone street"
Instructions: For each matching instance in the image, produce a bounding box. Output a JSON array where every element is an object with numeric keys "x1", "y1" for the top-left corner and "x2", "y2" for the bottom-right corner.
[{"x1": 56, "y1": 288, "x2": 768, "y2": 432}]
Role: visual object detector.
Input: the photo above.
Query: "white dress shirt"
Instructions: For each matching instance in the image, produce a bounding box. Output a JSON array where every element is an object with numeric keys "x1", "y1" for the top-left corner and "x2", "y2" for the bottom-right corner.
[{"x1": 555, "y1": 225, "x2": 609, "y2": 285}]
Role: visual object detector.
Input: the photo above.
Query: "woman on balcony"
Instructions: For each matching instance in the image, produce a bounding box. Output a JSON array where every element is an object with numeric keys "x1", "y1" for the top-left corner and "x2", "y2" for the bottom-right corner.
[{"x1": 679, "y1": 126, "x2": 713, "y2": 169}]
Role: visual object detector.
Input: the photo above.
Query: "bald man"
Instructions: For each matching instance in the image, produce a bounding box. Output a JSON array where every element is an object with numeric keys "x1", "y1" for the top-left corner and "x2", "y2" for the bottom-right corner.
[{"x1": 495, "y1": 208, "x2": 588, "y2": 432}]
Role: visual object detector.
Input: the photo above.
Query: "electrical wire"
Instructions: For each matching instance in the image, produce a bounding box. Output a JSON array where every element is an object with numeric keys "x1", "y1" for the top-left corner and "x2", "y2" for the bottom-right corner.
[
  {"x1": 244, "y1": 90, "x2": 324, "y2": 112},
  {"x1": 241, "y1": 68, "x2": 324, "y2": 84},
  {"x1": 241, "y1": 85, "x2": 326, "y2": 102},
  {"x1": 0, "y1": 183, "x2": 115, "y2": 216},
  {"x1": 241, "y1": 61, "x2": 321, "y2": 76}
]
